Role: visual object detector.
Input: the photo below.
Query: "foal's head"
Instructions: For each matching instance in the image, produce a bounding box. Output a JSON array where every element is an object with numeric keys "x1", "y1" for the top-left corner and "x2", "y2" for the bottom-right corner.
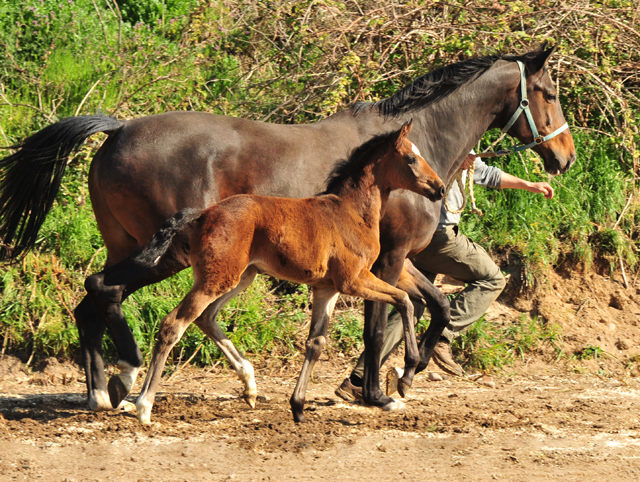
[{"x1": 384, "y1": 120, "x2": 445, "y2": 202}]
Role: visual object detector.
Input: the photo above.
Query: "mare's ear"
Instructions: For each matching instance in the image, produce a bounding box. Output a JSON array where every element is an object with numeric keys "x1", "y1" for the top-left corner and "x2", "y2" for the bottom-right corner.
[
  {"x1": 395, "y1": 119, "x2": 413, "y2": 148},
  {"x1": 526, "y1": 42, "x2": 556, "y2": 74}
]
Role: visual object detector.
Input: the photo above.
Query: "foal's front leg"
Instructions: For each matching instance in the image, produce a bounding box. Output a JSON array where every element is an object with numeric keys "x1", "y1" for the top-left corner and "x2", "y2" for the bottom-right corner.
[
  {"x1": 290, "y1": 286, "x2": 339, "y2": 423},
  {"x1": 344, "y1": 270, "x2": 420, "y2": 401}
]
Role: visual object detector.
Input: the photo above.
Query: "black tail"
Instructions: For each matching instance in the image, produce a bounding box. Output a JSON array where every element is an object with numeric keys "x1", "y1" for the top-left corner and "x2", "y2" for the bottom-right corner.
[
  {"x1": 0, "y1": 115, "x2": 124, "y2": 261},
  {"x1": 135, "y1": 209, "x2": 204, "y2": 269}
]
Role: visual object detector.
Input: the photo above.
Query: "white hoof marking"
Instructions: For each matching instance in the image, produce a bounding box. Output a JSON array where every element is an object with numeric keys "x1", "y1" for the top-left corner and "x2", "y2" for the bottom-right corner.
[
  {"x1": 136, "y1": 398, "x2": 153, "y2": 426},
  {"x1": 89, "y1": 389, "x2": 112, "y2": 412},
  {"x1": 381, "y1": 399, "x2": 406, "y2": 412},
  {"x1": 116, "y1": 360, "x2": 140, "y2": 393}
]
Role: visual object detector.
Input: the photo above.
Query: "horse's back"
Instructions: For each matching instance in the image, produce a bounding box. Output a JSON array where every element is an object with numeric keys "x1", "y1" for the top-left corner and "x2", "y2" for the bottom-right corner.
[{"x1": 89, "y1": 111, "x2": 360, "y2": 260}]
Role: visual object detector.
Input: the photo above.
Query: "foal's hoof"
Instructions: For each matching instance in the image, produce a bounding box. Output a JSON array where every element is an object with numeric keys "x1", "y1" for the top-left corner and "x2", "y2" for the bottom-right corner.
[
  {"x1": 381, "y1": 399, "x2": 405, "y2": 412},
  {"x1": 243, "y1": 391, "x2": 257, "y2": 409},
  {"x1": 116, "y1": 400, "x2": 136, "y2": 413},
  {"x1": 108, "y1": 374, "x2": 130, "y2": 410},
  {"x1": 292, "y1": 411, "x2": 307, "y2": 423}
]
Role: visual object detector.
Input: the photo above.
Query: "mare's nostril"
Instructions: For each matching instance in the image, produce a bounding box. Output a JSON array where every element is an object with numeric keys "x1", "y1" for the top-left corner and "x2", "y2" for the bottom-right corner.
[{"x1": 438, "y1": 185, "x2": 445, "y2": 199}]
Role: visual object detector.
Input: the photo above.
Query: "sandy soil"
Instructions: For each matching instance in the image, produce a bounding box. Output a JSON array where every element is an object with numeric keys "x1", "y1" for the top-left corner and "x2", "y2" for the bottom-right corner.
[
  {"x1": 2, "y1": 359, "x2": 640, "y2": 482},
  {"x1": 1, "y1": 268, "x2": 640, "y2": 481}
]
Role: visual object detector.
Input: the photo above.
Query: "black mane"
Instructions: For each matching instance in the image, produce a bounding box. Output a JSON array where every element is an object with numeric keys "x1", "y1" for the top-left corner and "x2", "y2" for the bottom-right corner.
[
  {"x1": 321, "y1": 130, "x2": 398, "y2": 195},
  {"x1": 352, "y1": 48, "x2": 546, "y2": 118}
]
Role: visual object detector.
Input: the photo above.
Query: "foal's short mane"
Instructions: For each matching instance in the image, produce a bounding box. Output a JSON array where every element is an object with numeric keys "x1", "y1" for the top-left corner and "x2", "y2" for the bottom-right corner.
[
  {"x1": 352, "y1": 48, "x2": 545, "y2": 118},
  {"x1": 321, "y1": 130, "x2": 398, "y2": 196}
]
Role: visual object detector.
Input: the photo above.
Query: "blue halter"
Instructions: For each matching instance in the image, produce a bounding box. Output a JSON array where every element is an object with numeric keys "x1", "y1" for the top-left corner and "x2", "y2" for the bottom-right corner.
[{"x1": 478, "y1": 60, "x2": 569, "y2": 158}]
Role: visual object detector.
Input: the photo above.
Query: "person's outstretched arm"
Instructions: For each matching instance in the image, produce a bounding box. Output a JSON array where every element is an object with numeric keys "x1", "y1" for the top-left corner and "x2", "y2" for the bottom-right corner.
[{"x1": 500, "y1": 172, "x2": 554, "y2": 199}]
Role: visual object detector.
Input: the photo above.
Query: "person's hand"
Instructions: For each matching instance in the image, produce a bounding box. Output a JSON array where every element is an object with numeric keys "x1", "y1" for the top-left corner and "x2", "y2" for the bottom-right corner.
[
  {"x1": 461, "y1": 153, "x2": 475, "y2": 170},
  {"x1": 527, "y1": 181, "x2": 554, "y2": 199}
]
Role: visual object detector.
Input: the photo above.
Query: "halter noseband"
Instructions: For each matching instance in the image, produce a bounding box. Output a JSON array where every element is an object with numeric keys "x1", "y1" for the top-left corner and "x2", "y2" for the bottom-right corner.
[{"x1": 477, "y1": 60, "x2": 569, "y2": 158}]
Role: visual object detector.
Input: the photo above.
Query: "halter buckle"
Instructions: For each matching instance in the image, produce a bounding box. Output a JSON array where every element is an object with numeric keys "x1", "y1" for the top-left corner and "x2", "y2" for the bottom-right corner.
[
  {"x1": 520, "y1": 99, "x2": 529, "y2": 108},
  {"x1": 534, "y1": 136, "x2": 544, "y2": 145}
]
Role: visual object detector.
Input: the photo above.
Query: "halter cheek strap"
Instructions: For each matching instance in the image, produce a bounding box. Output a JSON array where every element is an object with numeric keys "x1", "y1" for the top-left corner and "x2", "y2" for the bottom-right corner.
[
  {"x1": 477, "y1": 60, "x2": 569, "y2": 158},
  {"x1": 446, "y1": 60, "x2": 570, "y2": 215}
]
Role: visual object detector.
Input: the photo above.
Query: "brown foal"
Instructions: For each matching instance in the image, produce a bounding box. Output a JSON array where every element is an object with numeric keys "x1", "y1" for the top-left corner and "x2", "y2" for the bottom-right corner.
[{"x1": 132, "y1": 121, "x2": 444, "y2": 425}]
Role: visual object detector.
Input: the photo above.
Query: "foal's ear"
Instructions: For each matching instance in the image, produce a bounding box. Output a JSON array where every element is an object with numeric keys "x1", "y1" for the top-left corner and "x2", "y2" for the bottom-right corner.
[
  {"x1": 527, "y1": 42, "x2": 556, "y2": 74},
  {"x1": 396, "y1": 119, "x2": 413, "y2": 148}
]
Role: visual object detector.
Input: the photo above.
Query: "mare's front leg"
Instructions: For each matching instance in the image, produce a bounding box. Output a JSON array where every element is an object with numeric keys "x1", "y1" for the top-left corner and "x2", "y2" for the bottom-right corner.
[
  {"x1": 396, "y1": 259, "x2": 451, "y2": 374},
  {"x1": 290, "y1": 286, "x2": 339, "y2": 423},
  {"x1": 193, "y1": 266, "x2": 260, "y2": 408},
  {"x1": 361, "y1": 254, "x2": 405, "y2": 408},
  {"x1": 345, "y1": 270, "x2": 419, "y2": 403}
]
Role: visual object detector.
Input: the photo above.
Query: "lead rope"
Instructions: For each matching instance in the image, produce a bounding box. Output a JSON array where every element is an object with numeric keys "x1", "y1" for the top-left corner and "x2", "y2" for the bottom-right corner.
[{"x1": 443, "y1": 161, "x2": 483, "y2": 216}]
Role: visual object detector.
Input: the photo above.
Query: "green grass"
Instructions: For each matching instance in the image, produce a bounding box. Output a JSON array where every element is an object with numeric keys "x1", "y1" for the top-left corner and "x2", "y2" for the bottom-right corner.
[{"x1": 452, "y1": 314, "x2": 563, "y2": 372}]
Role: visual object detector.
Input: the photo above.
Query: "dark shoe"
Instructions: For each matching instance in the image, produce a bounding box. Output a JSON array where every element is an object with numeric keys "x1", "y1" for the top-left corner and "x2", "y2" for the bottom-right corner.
[
  {"x1": 432, "y1": 339, "x2": 463, "y2": 377},
  {"x1": 335, "y1": 378, "x2": 363, "y2": 402}
]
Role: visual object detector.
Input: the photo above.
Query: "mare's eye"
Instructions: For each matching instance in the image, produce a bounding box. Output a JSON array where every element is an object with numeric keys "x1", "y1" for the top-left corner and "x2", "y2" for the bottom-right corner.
[
  {"x1": 548, "y1": 94, "x2": 557, "y2": 103},
  {"x1": 406, "y1": 155, "x2": 417, "y2": 165}
]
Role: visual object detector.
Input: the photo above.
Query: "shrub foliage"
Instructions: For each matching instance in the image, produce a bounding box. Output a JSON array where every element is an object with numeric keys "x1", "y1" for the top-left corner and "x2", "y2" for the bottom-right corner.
[{"x1": 0, "y1": 0, "x2": 638, "y2": 366}]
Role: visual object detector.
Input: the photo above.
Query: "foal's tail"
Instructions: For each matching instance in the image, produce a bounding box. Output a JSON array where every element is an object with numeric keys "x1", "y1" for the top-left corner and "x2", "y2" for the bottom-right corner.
[
  {"x1": 135, "y1": 208, "x2": 204, "y2": 269},
  {"x1": 0, "y1": 115, "x2": 124, "y2": 261}
]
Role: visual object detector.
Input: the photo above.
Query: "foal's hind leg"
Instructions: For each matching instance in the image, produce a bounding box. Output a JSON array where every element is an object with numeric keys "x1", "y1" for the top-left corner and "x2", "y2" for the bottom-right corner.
[
  {"x1": 193, "y1": 266, "x2": 260, "y2": 408},
  {"x1": 341, "y1": 270, "x2": 419, "y2": 402},
  {"x1": 290, "y1": 286, "x2": 339, "y2": 423},
  {"x1": 136, "y1": 286, "x2": 225, "y2": 426}
]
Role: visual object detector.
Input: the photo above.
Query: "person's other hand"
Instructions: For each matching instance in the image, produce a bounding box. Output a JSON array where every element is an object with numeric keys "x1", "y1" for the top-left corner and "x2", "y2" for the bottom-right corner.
[{"x1": 527, "y1": 181, "x2": 554, "y2": 199}]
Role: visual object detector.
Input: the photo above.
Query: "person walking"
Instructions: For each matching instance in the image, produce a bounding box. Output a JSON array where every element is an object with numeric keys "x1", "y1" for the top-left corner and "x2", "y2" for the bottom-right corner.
[{"x1": 335, "y1": 152, "x2": 554, "y2": 401}]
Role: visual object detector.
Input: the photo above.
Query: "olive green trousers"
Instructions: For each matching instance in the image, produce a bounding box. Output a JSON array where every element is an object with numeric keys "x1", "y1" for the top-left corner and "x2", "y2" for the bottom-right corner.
[{"x1": 351, "y1": 225, "x2": 506, "y2": 379}]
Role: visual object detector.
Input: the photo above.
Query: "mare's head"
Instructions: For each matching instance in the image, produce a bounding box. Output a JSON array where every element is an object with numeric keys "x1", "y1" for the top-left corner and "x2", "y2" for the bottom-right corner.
[
  {"x1": 501, "y1": 44, "x2": 576, "y2": 175},
  {"x1": 384, "y1": 120, "x2": 445, "y2": 201}
]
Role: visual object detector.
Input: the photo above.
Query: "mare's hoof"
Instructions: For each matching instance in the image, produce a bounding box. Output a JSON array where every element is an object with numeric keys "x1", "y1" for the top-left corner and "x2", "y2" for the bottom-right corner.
[
  {"x1": 385, "y1": 367, "x2": 404, "y2": 397},
  {"x1": 381, "y1": 399, "x2": 405, "y2": 412},
  {"x1": 108, "y1": 374, "x2": 129, "y2": 409},
  {"x1": 397, "y1": 378, "x2": 411, "y2": 398},
  {"x1": 88, "y1": 389, "x2": 113, "y2": 412}
]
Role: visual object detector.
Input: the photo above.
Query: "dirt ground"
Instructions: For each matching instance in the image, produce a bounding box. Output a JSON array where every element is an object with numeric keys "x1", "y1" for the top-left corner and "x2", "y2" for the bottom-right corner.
[{"x1": 1, "y1": 268, "x2": 640, "y2": 481}]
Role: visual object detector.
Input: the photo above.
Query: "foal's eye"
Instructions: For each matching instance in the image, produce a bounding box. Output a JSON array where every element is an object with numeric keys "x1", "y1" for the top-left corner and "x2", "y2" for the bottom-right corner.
[{"x1": 406, "y1": 155, "x2": 417, "y2": 165}]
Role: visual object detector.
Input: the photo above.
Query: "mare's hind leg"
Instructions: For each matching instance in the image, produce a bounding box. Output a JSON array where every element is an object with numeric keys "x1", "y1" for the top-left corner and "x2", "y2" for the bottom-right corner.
[
  {"x1": 85, "y1": 230, "x2": 192, "y2": 410},
  {"x1": 341, "y1": 270, "x2": 419, "y2": 403},
  {"x1": 396, "y1": 259, "x2": 451, "y2": 374},
  {"x1": 290, "y1": 286, "x2": 339, "y2": 423},
  {"x1": 75, "y1": 296, "x2": 111, "y2": 411},
  {"x1": 193, "y1": 266, "x2": 260, "y2": 408}
]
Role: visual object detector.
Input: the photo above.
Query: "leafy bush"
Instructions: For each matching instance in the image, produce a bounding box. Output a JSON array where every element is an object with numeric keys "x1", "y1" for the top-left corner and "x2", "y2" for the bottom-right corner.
[{"x1": 1, "y1": 0, "x2": 638, "y2": 364}]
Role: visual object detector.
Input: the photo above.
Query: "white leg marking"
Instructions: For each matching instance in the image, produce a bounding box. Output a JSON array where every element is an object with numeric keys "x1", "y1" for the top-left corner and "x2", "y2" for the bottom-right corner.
[
  {"x1": 89, "y1": 389, "x2": 112, "y2": 412},
  {"x1": 116, "y1": 359, "x2": 140, "y2": 393},
  {"x1": 117, "y1": 400, "x2": 136, "y2": 412},
  {"x1": 381, "y1": 398, "x2": 406, "y2": 412},
  {"x1": 136, "y1": 397, "x2": 154, "y2": 426},
  {"x1": 219, "y1": 339, "x2": 257, "y2": 407}
]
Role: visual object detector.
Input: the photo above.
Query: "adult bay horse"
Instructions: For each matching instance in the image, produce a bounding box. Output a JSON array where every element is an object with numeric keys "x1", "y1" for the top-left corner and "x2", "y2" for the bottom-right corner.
[
  {"x1": 95, "y1": 122, "x2": 444, "y2": 424},
  {"x1": 0, "y1": 44, "x2": 576, "y2": 412}
]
